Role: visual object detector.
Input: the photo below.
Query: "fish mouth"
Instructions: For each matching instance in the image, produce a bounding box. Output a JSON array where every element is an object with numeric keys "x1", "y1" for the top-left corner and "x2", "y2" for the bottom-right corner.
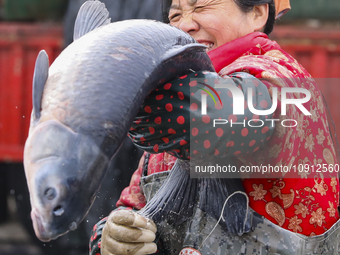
[
  {"x1": 31, "y1": 206, "x2": 77, "y2": 242},
  {"x1": 31, "y1": 208, "x2": 51, "y2": 242}
]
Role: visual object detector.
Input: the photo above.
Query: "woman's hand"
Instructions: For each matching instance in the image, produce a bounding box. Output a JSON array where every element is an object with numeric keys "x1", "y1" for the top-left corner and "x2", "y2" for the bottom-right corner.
[{"x1": 101, "y1": 210, "x2": 157, "y2": 255}]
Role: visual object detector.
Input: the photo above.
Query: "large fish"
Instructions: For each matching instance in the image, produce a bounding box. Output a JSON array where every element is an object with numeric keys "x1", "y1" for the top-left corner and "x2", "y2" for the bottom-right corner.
[{"x1": 23, "y1": 0, "x2": 214, "y2": 241}]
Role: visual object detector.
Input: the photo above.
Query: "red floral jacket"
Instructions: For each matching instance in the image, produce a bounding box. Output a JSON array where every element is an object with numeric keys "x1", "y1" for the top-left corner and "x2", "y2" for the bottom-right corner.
[
  {"x1": 117, "y1": 32, "x2": 340, "y2": 236},
  {"x1": 90, "y1": 31, "x2": 340, "y2": 255}
]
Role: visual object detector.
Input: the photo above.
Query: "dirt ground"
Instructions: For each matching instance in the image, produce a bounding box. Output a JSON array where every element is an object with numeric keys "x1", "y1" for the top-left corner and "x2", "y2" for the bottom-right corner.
[{"x1": 0, "y1": 196, "x2": 44, "y2": 255}]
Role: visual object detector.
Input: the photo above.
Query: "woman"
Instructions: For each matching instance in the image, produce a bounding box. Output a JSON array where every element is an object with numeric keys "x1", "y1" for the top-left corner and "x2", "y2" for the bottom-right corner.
[{"x1": 90, "y1": 0, "x2": 340, "y2": 254}]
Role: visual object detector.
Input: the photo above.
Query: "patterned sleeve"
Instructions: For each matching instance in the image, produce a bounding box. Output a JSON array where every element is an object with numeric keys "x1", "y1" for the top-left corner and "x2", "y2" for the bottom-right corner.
[
  {"x1": 115, "y1": 152, "x2": 147, "y2": 209},
  {"x1": 129, "y1": 71, "x2": 275, "y2": 160},
  {"x1": 90, "y1": 71, "x2": 275, "y2": 254}
]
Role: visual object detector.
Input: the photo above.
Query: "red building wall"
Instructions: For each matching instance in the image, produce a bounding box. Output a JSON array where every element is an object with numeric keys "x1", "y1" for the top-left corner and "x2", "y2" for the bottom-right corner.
[{"x1": 0, "y1": 23, "x2": 62, "y2": 162}]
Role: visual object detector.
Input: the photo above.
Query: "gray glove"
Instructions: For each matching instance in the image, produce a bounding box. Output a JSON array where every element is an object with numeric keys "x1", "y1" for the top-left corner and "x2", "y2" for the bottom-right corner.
[{"x1": 102, "y1": 210, "x2": 157, "y2": 255}]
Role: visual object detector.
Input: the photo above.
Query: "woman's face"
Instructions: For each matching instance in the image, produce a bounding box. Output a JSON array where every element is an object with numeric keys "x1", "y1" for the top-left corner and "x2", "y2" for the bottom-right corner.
[{"x1": 168, "y1": 0, "x2": 257, "y2": 52}]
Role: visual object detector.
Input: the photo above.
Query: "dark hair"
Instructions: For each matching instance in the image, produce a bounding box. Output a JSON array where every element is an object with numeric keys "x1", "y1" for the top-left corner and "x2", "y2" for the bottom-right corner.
[{"x1": 162, "y1": 0, "x2": 276, "y2": 35}]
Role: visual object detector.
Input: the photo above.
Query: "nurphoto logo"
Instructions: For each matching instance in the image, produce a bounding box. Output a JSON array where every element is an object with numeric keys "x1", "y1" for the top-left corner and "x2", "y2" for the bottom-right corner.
[{"x1": 199, "y1": 82, "x2": 311, "y2": 128}]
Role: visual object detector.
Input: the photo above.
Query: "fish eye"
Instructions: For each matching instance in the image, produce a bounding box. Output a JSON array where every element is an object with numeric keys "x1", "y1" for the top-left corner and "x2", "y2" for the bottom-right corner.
[{"x1": 44, "y1": 187, "x2": 57, "y2": 200}]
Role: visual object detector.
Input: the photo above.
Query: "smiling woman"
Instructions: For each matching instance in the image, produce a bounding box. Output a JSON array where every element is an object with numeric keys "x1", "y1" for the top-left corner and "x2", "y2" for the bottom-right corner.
[
  {"x1": 164, "y1": 0, "x2": 275, "y2": 51},
  {"x1": 89, "y1": 0, "x2": 340, "y2": 255}
]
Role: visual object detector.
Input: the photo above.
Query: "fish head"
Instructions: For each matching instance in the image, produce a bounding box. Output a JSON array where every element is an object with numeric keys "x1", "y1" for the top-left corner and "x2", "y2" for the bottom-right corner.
[{"x1": 24, "y1": 119, "x2": 110, "y2": 241}]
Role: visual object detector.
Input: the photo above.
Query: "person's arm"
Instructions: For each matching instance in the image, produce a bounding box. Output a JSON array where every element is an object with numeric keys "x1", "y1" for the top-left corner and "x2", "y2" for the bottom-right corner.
[
  {"x1": 90, "y1": 71, "x2": 275, "y2": 255},
  {"x1": 129, "y1": 71, "x2": 275, "y2": 160}
]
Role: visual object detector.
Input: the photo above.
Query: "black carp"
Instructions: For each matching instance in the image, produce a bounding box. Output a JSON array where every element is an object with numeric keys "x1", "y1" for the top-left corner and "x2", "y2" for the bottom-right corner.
[{"x1": 23, "y1": 0, "x2": 214, "y2": 241}]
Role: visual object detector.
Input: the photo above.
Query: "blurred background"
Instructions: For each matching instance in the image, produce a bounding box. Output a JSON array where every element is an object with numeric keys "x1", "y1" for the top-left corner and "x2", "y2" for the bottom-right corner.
[{"x1": 0, "y1": 0, "x2": 339, "y2": 254}]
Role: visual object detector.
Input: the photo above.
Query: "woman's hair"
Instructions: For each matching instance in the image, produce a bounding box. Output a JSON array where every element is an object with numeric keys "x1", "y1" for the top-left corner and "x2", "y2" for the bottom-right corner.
[{"x1": 162, "y1": 0, "x2": 275, "y2": 35}]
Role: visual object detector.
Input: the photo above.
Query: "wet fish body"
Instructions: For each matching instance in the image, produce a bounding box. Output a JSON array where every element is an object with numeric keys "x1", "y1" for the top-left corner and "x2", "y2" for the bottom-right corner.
[{"x1": 23, "y1": 1, "x2": 214, "y2": 242}]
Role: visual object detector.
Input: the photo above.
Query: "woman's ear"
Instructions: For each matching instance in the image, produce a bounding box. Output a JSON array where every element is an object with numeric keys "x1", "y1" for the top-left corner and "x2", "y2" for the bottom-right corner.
[{"x1": 252, "y1": 4, "x2": 269, "y2": 32}]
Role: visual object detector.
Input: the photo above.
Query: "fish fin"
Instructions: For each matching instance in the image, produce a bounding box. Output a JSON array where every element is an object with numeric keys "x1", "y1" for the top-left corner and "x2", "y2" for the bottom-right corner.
[
  {"x1": 33, "y1": 50, "x2": 49, "y2": 120},
  {"x1": 73, "y1": 0, "x2": 111, "y2": 41},
  {"x1": 161, "y1": 43, "x2": 207, "y2": 62}
]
